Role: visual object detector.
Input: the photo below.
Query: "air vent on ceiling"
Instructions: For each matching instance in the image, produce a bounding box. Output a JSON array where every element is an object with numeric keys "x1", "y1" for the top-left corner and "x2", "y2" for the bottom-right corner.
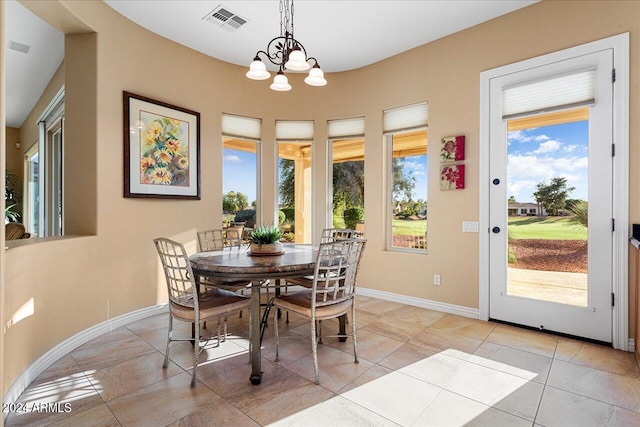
[
  {"x1": 203, "y1": 5, "x2": 248, "y2": 32},
  {"x1": 8, "y1": 40, "x2": 30, "y2": 54}
]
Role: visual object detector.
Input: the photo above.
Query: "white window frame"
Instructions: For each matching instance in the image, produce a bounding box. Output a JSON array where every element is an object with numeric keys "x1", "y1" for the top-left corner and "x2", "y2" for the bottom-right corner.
[
  {"x1": 327, "y1": 117, "x2": 365, "y2": 229},
  {"x1": 222, "y1": 114, "x2": 262, "y2": 225},
  {"x1": 383, "y1": 102, "x2": 429, "y2": 254},
  {"x1": 276, "y1": 120, "x2": 315, "y2": 242},
  {"x1": 36, "y1": 86, "x2": 65, "y2": 237}
]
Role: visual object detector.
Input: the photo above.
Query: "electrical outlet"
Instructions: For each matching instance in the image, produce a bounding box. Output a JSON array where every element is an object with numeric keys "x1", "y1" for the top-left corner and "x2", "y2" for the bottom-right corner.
[{"x1": 433, "y1": 274, "x2": 441, "y2": 286}]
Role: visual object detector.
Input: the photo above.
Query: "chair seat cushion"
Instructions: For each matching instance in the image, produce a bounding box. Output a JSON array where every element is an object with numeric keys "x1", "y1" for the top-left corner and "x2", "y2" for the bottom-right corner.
[
  {"x1": 274, "y1": 290, "x2": 352, "y2": 320},
  {"x1": 170, "y1": 289, "x2": 251, "y2": 322},
  {"x1": 284, "y1": 276, "x2": 314, "y2": 288}
]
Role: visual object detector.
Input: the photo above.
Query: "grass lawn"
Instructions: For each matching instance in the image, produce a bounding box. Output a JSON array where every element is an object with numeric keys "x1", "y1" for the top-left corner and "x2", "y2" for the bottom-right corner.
[
  {"x1": 392, "y1": 219, "x2": 427, "y2": 236},
  {"x1": 508, "y1": 216, "x2": 587, "y2": 240}
]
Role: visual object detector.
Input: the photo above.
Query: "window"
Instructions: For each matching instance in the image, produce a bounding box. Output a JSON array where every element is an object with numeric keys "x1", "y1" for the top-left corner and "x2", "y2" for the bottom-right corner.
[
  {"x1": 222, "y1": 114, "x2": 261, "y2": 228},
  {"x1": 30, "y1": 87, "x2": 64, "y2": 237},
  {"x1": 384, "y1": 102, "x2": 428, "y2": 251},
  {"x1": 24, "y1": 144, "x2": 39, "y2": 236},
  {"x1": 276, "y1": 120, "x2": 314, "y2": 244},
  {"x1": 328, "y1": 117, "x2": 365, "y2": 232}
]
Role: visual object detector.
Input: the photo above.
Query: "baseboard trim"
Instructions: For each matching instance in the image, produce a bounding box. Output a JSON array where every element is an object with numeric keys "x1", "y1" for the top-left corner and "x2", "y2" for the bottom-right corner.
[
  {"x1": 3, "y1": 304, "x2": 168, "y2": 412},
  {"x1": 357, "y1": 287, "x2": 479, "y2": 319}
]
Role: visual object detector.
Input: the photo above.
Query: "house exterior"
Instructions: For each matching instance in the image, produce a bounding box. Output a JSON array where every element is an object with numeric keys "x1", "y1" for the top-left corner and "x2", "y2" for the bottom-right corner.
[
  {"x1": 508, "y1": 202, "x2": 544, "y2": 216},
  {"x1": 2, "y1": 0, "x2": 639, "y2": 403}
]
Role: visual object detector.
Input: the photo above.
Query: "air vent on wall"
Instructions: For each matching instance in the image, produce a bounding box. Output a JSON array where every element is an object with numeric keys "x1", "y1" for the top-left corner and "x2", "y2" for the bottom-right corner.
[
  {"x1": 203, "y1": 5, "x2": 248, "y2": 32},
  {"x1": 8, "y1": 40, "x2": 30, "y2": 54}
]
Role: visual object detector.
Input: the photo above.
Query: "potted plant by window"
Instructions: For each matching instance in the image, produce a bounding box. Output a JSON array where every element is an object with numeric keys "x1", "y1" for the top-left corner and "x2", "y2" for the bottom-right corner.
[{"x1": 249, "y1": 225, "x2": 284, "y2": 255}]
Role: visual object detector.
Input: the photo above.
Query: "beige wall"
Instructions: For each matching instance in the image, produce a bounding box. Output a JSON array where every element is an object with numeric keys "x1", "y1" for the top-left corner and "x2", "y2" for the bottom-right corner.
[
  {"x1": 5, "y1": 128, "x2": 20, "y2": 183},
  {"x1": 2, "y1": 0, "x2": 639, "y2": 396}
]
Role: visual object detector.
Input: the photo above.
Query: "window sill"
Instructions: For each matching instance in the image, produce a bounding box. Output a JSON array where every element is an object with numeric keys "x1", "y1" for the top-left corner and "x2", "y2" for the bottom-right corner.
[{"x1": 5, "y1": 234, "x2": 93, "y2": 250}]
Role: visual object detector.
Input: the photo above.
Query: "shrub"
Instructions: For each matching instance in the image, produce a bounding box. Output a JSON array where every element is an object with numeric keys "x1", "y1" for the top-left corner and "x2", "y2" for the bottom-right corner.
[
  {"x1": 343, "y1": 207, "x2": 364, "y2": 229},
  {"x1": 281, "y1": 207, "x2": 295, "y2": 222},
  {"x1": 234, "y1": 209, "x2": 256, "y2": 228},
  {"x1": 282, "y1": 231, "x2": 295, "y2": 242},
  {"x1": 278, "y1": 210, "x2": 286, "y2": 225},
  {"x1": 568, "y1": 200, "x2": 588, "y2": 228}
]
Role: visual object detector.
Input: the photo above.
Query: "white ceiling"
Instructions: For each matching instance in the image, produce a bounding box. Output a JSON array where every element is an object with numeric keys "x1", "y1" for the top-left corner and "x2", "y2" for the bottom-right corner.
[
  {"x1": 6, "y1": 0, "x2": 64, "y2": 128},
  {"x1": 6, "y1": 0, "x2": 538, "y2": 128}
]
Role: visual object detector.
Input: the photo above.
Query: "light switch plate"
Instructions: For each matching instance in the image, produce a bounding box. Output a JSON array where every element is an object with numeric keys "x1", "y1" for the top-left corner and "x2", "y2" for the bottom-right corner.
[{"x1": 462, "y1": 221, "x2": 479, "y2": 232}]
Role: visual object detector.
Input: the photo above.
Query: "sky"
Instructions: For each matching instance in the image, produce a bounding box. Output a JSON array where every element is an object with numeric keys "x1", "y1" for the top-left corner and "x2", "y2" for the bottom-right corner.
[
  {"x1": 507, "y1": 120, "x2": 588, "y2": 203},
  {"x1": 223, "y1": 148, "x2": 257, "y2": 203},
  {"x1": 403, "y1": 155, "x2": 428, "y2": 201}
]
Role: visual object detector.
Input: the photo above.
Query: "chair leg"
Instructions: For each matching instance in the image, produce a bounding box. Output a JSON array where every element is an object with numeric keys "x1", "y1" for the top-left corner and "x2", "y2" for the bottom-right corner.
[
  {"x1": 163, "y1": 315, "x2": 173, "y2": 369},
  {"x1": 310, "y1": 316, "x2": 320, "y2": 384},
  {"x1": 274, "y1": 304, "x2": 280, "y2": 362},
  {"x1": 247, "y1": 310, "x2": 252, "y2": 364},
  {"x1": 351, "y1": 306, "x2": 359, "y2": 364},
  {"x1": 191, "y1": 319, "x2": 200, "y2": 388},
  {"x1": 223, "y1": 316, "x2": 228, "y2": 342},
  {"x1": 216, "y1": 319, "x2": 222, "y2": 346},
  {"x1": 318, "y1": 320, "x2": 323, "y2": 344}
]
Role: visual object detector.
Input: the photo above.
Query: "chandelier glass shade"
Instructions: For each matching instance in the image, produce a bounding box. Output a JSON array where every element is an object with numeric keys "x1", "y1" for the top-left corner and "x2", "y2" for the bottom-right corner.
[{"x1": 246, "y1": 0, "x2": 326, "y2": 91}]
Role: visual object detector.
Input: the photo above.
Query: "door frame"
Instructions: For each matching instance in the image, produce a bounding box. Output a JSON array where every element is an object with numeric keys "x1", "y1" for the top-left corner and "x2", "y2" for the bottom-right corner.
[{"x1": 479, "y1": 33, "x2": 629, "y2": 350}]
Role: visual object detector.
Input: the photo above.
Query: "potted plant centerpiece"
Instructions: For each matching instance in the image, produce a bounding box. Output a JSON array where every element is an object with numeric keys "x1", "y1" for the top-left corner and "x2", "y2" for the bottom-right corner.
[{"x1": 249, "y1": 225, "x2": 284, "y2": 255}]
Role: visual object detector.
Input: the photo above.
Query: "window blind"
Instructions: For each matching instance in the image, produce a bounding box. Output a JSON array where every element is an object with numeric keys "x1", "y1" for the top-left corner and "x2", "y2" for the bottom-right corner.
[
  {"x1": 383, "y1": 102, "x2": 428, "y2": 134},
  {"x1": 328, "y1": 117, "x2": 365, "y2": 139},
  {"x1": 502, "y1": 69, "x2": 595, "y2": 120},
  {"x1": 222, "y1": 114, "x2": 261, "y2": 140},
  {"x1": 275, "y1": 120, "x2": 314, "y2": 141}
]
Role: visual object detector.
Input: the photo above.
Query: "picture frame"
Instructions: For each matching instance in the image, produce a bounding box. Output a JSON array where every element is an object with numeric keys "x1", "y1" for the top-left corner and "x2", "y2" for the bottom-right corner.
[
  {"x1": 440, "y1": 164, "x2": 465, "y2": 190},
  {"x1": 123, "y1": 91, "x2": 200, "y2": 199},
  {"x1": 440, "y1": 135, "x2": 465, "y2": 163}
]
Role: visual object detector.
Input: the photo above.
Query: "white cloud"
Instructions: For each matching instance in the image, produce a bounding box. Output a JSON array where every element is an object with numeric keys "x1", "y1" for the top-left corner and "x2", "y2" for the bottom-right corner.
[
  {"x1": 507, "y1": 179, "x2": 538, "y2": 199},
  {"x1": 532, "y1": 140, "x2": 560, "y2": 154},
  {"x1": 404, "y1": 160, "x2": 426, "y2": 176},
  {"x1": 223, "y1": 154, "x2": 244, "y2": 163},
  {"x1": 563, "y1": 144, "x2": 578, "y2": 153},
  {"x1": 507, "y1": 153, "x2": 588, "y2": 201},
  {"x1": 508, "y1": 130, "x2": 550, "y2": 143}
]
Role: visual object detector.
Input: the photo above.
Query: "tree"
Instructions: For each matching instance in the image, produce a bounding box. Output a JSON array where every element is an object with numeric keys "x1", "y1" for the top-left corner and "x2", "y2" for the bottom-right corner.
[
  {"x1": 222, "y1": 191, "x2": 249, "y2": 213},
  {"x1": 333, "y1": 160, "x2": 364, "y2": 209},
  {"x1": 533, "y1": 177, "x2": 575, "y2": 216},
  {"x1": 278, "y1": 159, "x2": 295, "y2": 207},
  {"x1": 392, "y1": 157, "x2": 416, "y2": 202},
  {"x1": 508, "y1": 195, "x2": 516, "y2": 202}
]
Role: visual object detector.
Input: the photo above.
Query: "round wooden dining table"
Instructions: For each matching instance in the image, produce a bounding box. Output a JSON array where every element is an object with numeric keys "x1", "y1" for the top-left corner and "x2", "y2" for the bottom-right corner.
[{"x1": 189, "y1": 243, "x2": 317, "y2": 385}]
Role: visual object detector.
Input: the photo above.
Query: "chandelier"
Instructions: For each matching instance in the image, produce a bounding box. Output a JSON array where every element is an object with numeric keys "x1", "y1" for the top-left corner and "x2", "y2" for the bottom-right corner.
[{"x1": 245, "y1": 0, "x2": 326, "y2": 91}]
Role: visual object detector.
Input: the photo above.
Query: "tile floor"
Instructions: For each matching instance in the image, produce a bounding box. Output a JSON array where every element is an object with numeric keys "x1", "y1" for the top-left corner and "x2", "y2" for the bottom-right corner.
[{"x1": 5, "y1": 295, "x2": 640, "y2": 426}]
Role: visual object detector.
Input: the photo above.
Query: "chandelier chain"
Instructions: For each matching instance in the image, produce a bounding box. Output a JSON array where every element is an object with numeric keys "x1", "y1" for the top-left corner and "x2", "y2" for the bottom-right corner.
[{"x1": 279, "y1": 0, "x2": 284, "y2": 36}]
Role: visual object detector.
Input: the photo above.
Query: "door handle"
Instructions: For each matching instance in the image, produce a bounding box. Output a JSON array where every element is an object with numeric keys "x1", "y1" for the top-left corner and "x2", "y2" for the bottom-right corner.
[
  {"x1": 492, "y1": 178, "x2": 500, "y2": 185},
  {"x1": 492, "y1": 227, "x2": 500, "y2": 233}
]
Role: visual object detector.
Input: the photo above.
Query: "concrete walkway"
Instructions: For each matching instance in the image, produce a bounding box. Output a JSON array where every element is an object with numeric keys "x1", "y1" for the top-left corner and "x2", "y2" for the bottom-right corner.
[{"x1": 507, "y1": 267, "x2": 588, "y2": 307}]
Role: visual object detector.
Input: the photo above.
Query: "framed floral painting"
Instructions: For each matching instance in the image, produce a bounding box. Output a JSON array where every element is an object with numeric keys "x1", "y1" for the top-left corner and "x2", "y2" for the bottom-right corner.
[
  {"x1": 440, "y1": 135, "x2": 465, "y2": 162},
  {"x1": 123, "y1": 92, "x2": 200, "y2": 199},
  {"x1": 440, "y1": 164, "x2": 465, "y2": 190}
]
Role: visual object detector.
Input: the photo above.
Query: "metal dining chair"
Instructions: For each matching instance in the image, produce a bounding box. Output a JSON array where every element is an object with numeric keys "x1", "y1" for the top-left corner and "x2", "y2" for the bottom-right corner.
[
  {"x1": 284, "y1": 228, "x2": 362, "y2": 290},
  {"x1": 154, "y1": 237, "x2": 251, "y2": 387},
  {"x1": 272, "y1": 238, "x2": 366, "y2": 384}
]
